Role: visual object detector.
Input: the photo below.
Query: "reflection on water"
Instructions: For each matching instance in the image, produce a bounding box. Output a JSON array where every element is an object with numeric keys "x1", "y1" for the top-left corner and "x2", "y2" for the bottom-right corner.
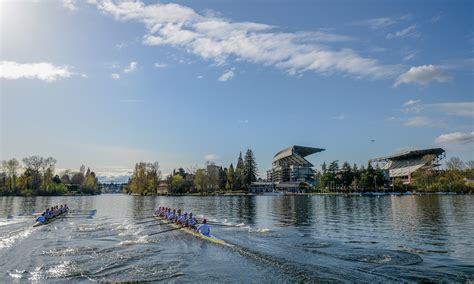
[{"x1": 0, "y1": 194, "x2": 473, "y2": 282}]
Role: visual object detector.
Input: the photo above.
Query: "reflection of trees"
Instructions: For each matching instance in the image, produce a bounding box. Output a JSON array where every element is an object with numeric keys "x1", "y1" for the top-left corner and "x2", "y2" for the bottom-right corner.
[
  {"x1": 414, "y1": 195, "x2": 446, "y2": 237},
  {"x1": 272, "y1": 195, "x2": 313, "y2": 226},
  {"x1": 131, "y1": 195, "x2": 157, "y2": 219}
]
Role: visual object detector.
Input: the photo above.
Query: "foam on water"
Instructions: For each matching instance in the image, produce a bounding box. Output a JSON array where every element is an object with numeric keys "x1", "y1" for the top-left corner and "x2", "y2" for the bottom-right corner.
[{"x1": 0, "y1": 227, "x2": 36, "y2": 249}]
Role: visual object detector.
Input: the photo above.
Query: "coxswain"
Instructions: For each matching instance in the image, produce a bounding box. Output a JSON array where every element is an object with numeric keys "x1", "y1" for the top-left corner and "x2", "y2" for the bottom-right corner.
[
  {"x1": 36, "y1": 213, "x2": 47, "y2": 224},
  {"x1": 197, "y1": 219, "x2": 211, "y2": 237}
]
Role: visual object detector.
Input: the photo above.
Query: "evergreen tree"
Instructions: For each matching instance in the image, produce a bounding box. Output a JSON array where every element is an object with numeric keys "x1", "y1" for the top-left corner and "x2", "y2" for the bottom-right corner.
[
  {"x1": 235, "y1": 152, "x2": 245, "y2": 190},
  {"x1": 227, "y1": 163, "x2": 235, "y2": 191},
  {"x1": 243, "y1": 149, "x2": 258, "y2": 188},
  {"x1": 321, "y1": 162, "x2": 327, "y2": 174},
  {"x1": 219, "y1": 167, "x2": 227, "y2": 190},
  {"x1": 341, "y1": 161, "x2": 353, "y2": 189}
]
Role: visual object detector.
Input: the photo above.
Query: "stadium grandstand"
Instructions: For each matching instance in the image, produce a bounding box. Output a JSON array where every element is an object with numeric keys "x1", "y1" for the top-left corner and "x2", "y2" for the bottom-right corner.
[
  {"x1": 369, "y1": 148, "x2": 446, "y2": 184},
  {"x1": 268, "y1": 145, "x2": 325, "y2": 185}
]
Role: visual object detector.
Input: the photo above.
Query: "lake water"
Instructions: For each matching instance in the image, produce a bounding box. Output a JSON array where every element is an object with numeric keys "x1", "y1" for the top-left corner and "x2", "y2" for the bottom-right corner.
[{"x1": 0, "y1": 194, "x2": 473, "y2": 282}]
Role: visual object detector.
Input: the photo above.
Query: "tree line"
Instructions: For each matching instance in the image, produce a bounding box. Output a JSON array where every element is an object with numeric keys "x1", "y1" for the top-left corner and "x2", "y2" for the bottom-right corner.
[
  {"x1": 0, "y1": 156, "x2": 99, "y2": 196},
  {"x1": 317, "y1": 157, "x2": 474, "y2": 193},
  {"x1": 125, "y1": 149, "x2": 258, "y2": 195}
]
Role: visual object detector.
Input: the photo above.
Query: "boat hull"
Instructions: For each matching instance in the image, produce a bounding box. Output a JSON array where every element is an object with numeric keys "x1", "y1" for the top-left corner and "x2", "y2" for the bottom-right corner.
[
  {"x1": 33, "y1": 211, "x2": 68, "y2": 227},
  {"x1": 153, "y1": 215, "x2": 225, "y2": 245}
]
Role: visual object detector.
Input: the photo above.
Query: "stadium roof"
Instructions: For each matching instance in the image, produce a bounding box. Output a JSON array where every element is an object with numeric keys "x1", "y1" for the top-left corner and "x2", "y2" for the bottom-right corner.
[
  {"x1": 369, "y1": 148, "x2": 445, "y2": 162},
  {"x1": 273, "y1": 145, "x2": 325, "y2": 166}
]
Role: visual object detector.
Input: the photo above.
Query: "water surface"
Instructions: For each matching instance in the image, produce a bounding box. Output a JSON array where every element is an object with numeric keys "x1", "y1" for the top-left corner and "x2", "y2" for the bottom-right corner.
[{"x1": 1, "y1": 194, "x2": 473, "y2": 282}]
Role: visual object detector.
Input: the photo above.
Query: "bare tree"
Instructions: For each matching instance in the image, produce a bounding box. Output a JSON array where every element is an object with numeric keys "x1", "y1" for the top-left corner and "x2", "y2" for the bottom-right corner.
[
  {"x1": 466, "y1": 160, "x2": 474, "y2": 170},
  {"x1": 446, "y1": 157, "x2": 464, "y2": 171},
  {"x1": 22, "y1": 155, "x2": 43, "y2": 172},
  {"x1": 40, "y1": 157, "x2": 57, "y2": 174},
  {"x1": 1, "y1": 158, "x2": 20, "y2": 189}
]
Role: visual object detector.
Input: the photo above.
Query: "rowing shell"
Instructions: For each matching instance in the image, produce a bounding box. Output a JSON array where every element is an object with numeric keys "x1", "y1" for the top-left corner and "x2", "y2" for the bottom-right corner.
[
  {"x1": 154, "y1": 215, "x2": 226, "y2": 245},
  {"x1": 33, "y1": 210, "x2": 69, "y2": 227}
]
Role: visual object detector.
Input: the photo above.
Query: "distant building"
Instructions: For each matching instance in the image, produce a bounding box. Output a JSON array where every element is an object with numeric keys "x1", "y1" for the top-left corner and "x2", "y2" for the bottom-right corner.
[
  {"x1": 369, "y1": 148, "x2": 446, "y2": 184},
  {"x1": 268, "y1": 145, "x2": 325, "y2": 185},
  {"x1": 157, "y1": 180, "x2": 169, "y2": 194},
  {"x1": 249, "y1": 182, "x2": 275, "y2": 193}
]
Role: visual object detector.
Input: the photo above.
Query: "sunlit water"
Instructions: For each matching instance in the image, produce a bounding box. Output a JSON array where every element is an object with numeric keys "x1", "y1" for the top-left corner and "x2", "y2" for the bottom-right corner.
[{"x1": 0, "y1": 194, "x2": 473, "y2": 282}]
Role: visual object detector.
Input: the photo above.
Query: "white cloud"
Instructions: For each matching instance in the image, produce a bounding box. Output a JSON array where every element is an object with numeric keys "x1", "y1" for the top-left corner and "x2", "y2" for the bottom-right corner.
[
  {"x1": 154, "y1": 62, "x2": 167, "y2": 68},
  {"x1": 435, "y1": 132, "x2": 474, "y2": 144},
  {"x1": 355, "y1": 17, "x2": 396, "y2": 30},
  {"x1": 394, "y1": 65, "x2": 451, "y2": 87},
  {"x1": 63, "y1": 0, "x2": 77, "y2": 11},
  {"x1": 403, "y1": 52, "x2": 416, "y2": 61},
  {"x1": 91, "y1": 1, "x2": 397, "y2": 80},
  {"x1": 432, "y1": 102, "x2": 474, "y2": 118},
  {"x1": 218, "y1": 69, "x2": 234, "y2": 82},
  {"x1": 111, "y1": 73, "x2": 120, "y2": 79},
  {"x1": 196, "y1": 75, "x2": 204, "y2": 79},
  {"x1": 386, "y1": 24, "x2": 419, "y2": 39},
  {"x1": 403, "y1": 99, "x2": 420, "y2": 107},
  {"x1": 123, "y1": 61, "x2": 137, "y2": 73},
  {"x1": 0, "y1": 61, "x2": 72, "y2": 82},
  {"x1": 403, "y1": 116, "x2": 433, "y2": 127},
  {"x1": 205, "y1": 154, "x2": 220, "y2": 161}
]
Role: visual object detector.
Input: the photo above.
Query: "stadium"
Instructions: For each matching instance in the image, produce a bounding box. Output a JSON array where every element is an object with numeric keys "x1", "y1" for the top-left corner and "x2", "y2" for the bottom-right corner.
[
  {"x1": 369, "y1": 148, "x2": 446, "y2": 184},
  {"x1": 268, "y1": 145, "x2": 325, "y2": 185}
]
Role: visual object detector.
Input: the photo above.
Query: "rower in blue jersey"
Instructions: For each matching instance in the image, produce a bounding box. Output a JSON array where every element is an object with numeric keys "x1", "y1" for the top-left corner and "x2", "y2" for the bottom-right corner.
[
  {"x1": 197, "y1": 219, "x2": 211, "y2": 237},
  {"x1": 186, "y1": 212, "x2": 197, "y2": 228},
  {"x1": 36, "y1": 213, "x2": 47, "y2": 224},
  {"x1": 167, "y1": 209, "x2": 176, "y2": 221},
  {"x1": 177, "y1": 212, "x2": 187, "y2": 225}
]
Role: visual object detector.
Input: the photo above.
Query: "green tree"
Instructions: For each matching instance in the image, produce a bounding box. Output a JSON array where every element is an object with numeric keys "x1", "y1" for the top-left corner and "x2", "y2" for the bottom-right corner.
[
  {"x1": 243, "y1": 149, "x2": 258, "y2": 188},
  {"x1": 194, "y1": 169, "x2": 208, "y2": 194},
  {"x1": 1, "y1": 158, "x2": 20, "y2": 192},
  {"x1": 219, "y1": 167, "x2": 227, "y2": 190},
  {"x1": 341, "y1": 161, "x2": 353, "y2": 189},
  {"x1": 235, "y1": 152, "x2": 245, "y2": 190},
  {"x1": 226, "y1": 163, "x2": 235, "y2": 191}
]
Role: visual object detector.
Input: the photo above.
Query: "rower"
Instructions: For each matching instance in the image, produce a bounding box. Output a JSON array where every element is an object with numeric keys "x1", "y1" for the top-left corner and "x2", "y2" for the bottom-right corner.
[
  {"x1": 36, "y1": 213, "x2": 46, "y2": 224},
  {"x1": 197, "y1": 219, "x2": 211, "y2": 237},
  {"x1": 167, "y1": 209, "x2": 176, "y2": 221},
  {"x1": 177, "y1": 212, "x2": 187, "y2": 225},
  {"x1": 186, "y1": 213, "x2": 197, "y2": 228},
  {"x1": 175, "y1": 209, "x2": 182, "y2": 223}
]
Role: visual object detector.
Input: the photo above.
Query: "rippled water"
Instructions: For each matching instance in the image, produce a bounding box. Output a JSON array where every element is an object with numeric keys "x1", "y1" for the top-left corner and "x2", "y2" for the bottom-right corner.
[{"x1": 1, "y1": 194, "x2": 473, "y2": 282}]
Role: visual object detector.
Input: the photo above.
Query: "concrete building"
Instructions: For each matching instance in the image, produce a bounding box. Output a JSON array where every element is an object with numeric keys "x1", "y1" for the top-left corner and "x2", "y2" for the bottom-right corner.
[
  {"x1": 369, "y1": 148, "x2": 446, "y2": 184},
  {"x1": 269, "y1": 145, "x2": 325, "y2": 185}
]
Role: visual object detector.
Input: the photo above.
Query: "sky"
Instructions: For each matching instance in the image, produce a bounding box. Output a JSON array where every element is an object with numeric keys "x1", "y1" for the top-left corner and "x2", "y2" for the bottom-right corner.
[{"x1": 1, "y1": 0, "x2": 473, "y2": 182}]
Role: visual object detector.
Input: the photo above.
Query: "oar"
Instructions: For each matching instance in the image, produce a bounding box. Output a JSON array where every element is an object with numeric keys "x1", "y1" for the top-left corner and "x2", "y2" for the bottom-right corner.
[
  {"x1": 134, "y1": 215, "x2": 158, "y2": 220},
  {"x1": 136, "y1": 219, "x2": 157, "y2": 225},
  {"x1": 206, "y1": 222, "x2": 237, "y2": 227},
  {"x1": 148, "y1": 227, "x2": 181, "y2": 236}
]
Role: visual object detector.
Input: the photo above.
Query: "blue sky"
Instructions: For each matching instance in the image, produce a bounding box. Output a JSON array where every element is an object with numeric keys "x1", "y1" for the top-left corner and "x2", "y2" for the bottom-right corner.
[{"x1": 1, "y1": 0, "x2": 473, "y2": 181}]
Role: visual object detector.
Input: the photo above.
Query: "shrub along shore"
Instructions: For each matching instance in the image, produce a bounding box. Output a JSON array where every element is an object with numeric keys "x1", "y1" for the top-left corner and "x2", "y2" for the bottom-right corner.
[{"x1": 1, "y1": 156, "x2": 99, "y2": 196}]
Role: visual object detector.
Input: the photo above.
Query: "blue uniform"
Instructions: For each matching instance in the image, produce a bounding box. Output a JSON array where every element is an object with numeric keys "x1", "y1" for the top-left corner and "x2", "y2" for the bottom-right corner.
[
  {"x1": 37, "y1": 216, "x2": 46, "y2": 223},
  {"x1": 187, "y1": 218, "x2": 196, "y2": 227},
  {"x1": 197, "y1": 224, "x2": 210, "y2": 236}
]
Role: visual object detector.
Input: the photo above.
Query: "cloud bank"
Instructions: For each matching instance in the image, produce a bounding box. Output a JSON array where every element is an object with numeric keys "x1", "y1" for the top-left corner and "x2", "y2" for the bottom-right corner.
[
  {"x1": 0, "y1": 61, "x2": 73, "y2": 82},
  {"x1": 92, "y1": 1, "x2": 397, "y2": 80},
  {"x1": 435, "y1": 132, "x2": 474, "y2": 144}
]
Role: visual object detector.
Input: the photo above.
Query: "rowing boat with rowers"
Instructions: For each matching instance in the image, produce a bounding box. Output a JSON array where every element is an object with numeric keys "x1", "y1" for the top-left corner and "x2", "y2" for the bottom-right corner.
[
  {"x1": 33, "y1": 209, "x2": 69, "y2": 227},
  {"x1": 153, "y1": 214, "x2": 226, "y2": 245}
]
